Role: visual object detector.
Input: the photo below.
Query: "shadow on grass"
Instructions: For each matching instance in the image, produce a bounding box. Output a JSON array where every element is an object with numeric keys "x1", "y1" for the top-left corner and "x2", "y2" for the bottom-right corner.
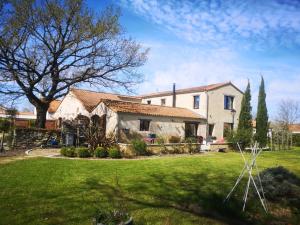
[{"x1": 84, "y1": 172, "x2": 255, "y2": 225}]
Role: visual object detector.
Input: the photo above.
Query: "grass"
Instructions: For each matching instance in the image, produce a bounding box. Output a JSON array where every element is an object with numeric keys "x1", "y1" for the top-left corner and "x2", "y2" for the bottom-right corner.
[{"x1": 0, "y1": 148, "x2": 300, "y2": 225}]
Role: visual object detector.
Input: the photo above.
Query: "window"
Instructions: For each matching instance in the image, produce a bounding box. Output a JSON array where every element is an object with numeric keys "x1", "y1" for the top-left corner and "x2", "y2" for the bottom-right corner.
[
  {"x1": 161, "y1": 98, "x2": 166, "y2": 106},
  {"x1": 193, "y1": 95, "x2": 200, "y2": 109},
  {"x1": 140, "y1": 119, "x2": 150, "y2": 131},
  {"x1": 223, "y1": 123, "x2": 233, "y2": 138},
  {"x1": 147, "y1": 100, "x2": 151, "y2": 105},
  {"x1": 224, "y1": 95, "x2": 234, "y2": 110},
  {"x1": 185, "y1": 122, "x2": 198, "y2": 137},
  {"x1": 208, "y1": 124, "x2": 214, "y2": 136}
]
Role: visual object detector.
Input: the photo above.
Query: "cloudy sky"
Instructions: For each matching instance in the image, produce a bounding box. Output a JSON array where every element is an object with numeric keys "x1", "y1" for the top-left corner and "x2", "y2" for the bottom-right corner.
[{"x1": 94, "y1": 1, "x2": 299, "y2": 118}]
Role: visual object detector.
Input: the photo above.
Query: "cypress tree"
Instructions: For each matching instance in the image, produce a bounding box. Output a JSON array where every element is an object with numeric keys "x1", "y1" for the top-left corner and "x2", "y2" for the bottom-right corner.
[
  {"x1": 236, "y1": 81, "x2": 253, "y2": 148},
  {"x1": 255, "y1": 77, "x2": 269, "y2": 147}
]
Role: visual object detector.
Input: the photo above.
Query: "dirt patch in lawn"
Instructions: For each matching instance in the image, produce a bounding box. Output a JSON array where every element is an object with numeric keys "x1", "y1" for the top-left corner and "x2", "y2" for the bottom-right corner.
[
  {"x1": 0, "y1": 156, "x2": 31, "y2": 164},
  {"x1": 0, "y1": 148, "x2": 60, "y2": 164},
  {"x1": 28, "y1": 148, "x2": 61, "y2": 157}
]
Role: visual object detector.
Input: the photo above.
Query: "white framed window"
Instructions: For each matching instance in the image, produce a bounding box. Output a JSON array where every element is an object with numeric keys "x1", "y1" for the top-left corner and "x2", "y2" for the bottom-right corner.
[
  {"x1": 193, "y1": 95, "x2": 200, "y2": 109},
  {"x1": 224, "y1": 95, "x2": 234, "y2": 110}
]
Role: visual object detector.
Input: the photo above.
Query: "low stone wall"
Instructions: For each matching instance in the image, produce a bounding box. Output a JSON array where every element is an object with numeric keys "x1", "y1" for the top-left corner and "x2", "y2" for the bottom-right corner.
[
  {"x1": 209, "y1": 143, "x2": 229, "y2": 152},
  {"x1": 119, "y1": 143, "x2": 202, "y2": 157},
  {"x1": 14, "y1": 128, "x2": 61, "y2": 149}
]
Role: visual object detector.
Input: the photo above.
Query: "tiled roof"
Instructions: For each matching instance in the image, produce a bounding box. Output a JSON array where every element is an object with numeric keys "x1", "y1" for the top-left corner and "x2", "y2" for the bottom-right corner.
[
  {"x1": 289, "y1": 124, "x2": 300, "y2": 133},
  {"x1": 17, "y1": 111, "x2": 35, "y2": 116},
  {"x1": 140, "y1": 82, "x2": 242, "y2": 98},
  {"x1": 102, "y1": 99, "x2": 205, "y2": 120},
  {"x1": 71, "y1": 88, "x2": 141, "y2": 112},
  {"x1": 48, "y1": 100, "x2": 62, "y2": 113}
]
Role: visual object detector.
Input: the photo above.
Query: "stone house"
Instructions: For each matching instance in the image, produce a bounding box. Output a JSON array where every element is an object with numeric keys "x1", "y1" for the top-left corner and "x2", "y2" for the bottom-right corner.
[
  {"x1": 53, "y1": 88, "x2": 205, "y2": 142},
  {"x1": 140, "y1": 82, "x2": 243, "y2": 140}
]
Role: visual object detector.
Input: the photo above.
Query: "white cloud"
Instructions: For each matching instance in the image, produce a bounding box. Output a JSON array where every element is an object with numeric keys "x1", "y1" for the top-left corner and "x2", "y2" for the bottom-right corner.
[
  {"x1": 136, "y1": 41, "x2": 300, "y2": 119},
  {"x1": 119, "y1": 0, "x2": 300, "y2": 47},
  {"x1": 118, "y1": 0, "x2": 300, "y2": 119}
]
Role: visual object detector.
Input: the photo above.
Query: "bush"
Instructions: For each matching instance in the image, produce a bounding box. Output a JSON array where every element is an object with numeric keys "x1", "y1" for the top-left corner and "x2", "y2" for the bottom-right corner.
[
  {"x1": 185, "y1": 137, "x2": 198, "y2": 153},
  {"x1": 77, "y1": 147, "x2": 91, "y2": 158},
  {"x1": 226, "y1": 130, "x2": 253, "y2": 150},
  {"x1": 60, "y1": 147, "x2": 67, "y2": 156},
  {"x1": 293, "y1": 134, "x2": 300, "y2": 147},
  {"x1": 0, "y1": 118, "x2": 11, "y2": 132},
  {"x1": 108, "y1": 146, "x2": 122, "y2": 158},
  {"x1": 185, "y1": 137, "x2": 197, "y2": 143},
  {"x1": 61, "y1": 147, "x2": 76, "y2": 157},
  {"x1": 254, "y1": 166, "x2": 300, "y2": 207},
  {"x1": 131, "y1": 139, "x2": 148, "y2": 156},
  {"x1": 168, "y1": 136, "x2": 181, "y2": 143},
  {"x1": 95, "y1": 147, "x2": 108, "y2": 158},
  {"x1": 155, "y1": 136, "x2": 165, "y2": 145}
]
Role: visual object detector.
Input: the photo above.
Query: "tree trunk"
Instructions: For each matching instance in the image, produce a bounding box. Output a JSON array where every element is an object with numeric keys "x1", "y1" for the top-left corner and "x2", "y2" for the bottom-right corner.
[
  {"x1": 36, "y1": 104, "x2": 49, "y2": 128},
  {"x1": 0, "y1": 131, "x2": 4, "y2": 152}
]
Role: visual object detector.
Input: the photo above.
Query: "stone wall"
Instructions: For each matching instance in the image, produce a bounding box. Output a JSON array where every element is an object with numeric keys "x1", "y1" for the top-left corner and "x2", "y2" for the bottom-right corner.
[
  {"x1": 209, "y1": 143, "x2": 229, "y2": 152},
  {"x1": 14, "y1": 128, "x2": 61, "y2": 149},
  {"x1": 119, "y1": 143, "x2": 202, "y2": 157}
]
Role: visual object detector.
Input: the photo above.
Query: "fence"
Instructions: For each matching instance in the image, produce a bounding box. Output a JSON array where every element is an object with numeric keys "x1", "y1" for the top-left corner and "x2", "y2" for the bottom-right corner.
[{"x1": 14, "y1": 119, "x2": 57, "y2": 130}]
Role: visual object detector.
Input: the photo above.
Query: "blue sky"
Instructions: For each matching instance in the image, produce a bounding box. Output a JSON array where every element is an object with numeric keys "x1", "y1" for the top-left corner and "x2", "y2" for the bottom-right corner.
[
  {"x1": 21, "y1": 0, "x2": 300, "y2": 119},
  {"x1": 90, "y1": 0, "x2": 300, "y2": 119}
]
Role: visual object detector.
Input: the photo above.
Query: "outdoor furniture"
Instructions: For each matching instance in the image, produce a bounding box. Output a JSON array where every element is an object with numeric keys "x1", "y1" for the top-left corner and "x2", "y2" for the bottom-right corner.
[{"x1": 143, "y1": 133, "x2": 156, "y2": 144}]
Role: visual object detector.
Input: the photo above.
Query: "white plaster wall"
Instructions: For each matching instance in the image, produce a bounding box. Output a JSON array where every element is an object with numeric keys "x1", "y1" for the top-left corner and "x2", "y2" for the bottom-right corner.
[
  {"x1": 207, "y1": 85, "x2": 242, "y2": 138},
  {"x1": 118, "y1": 113, "x2": 205, "y2": 138},
  {"x1": 176, "y1": 92, "x2": 207, "y2": 116},
  {"x1": 141, "y1": 84, "x2": 243, "y2": 139},
  {"x1": 52, "y1": 92, "x2": 89, "y2": 120},
  {"x1": 47, "y1": 112, "x2": 55, "y2": 120},
  {"x1": 92, "y1": 102, "x2": 118, "y2": 136},
  {"x1": 142, "y1": 95, "x2": 173, "y2": 107},
  {"x1": 142, "y1": 92, "x2": 207, "y2": 118}
]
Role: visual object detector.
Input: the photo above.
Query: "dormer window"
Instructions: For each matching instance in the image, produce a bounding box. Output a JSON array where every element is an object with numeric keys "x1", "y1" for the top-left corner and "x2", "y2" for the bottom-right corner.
[
  {"x1": 193, "y1": 95, "x2": 200, "y2": 109},
  {"x1": 224, "y1": 95, "x2": 234, "y2": 110}
]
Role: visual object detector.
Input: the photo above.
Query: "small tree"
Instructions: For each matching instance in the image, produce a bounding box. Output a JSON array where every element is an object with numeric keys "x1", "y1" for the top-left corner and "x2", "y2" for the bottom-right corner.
[
  {"x1": 236, "y1": 81, "x2": 253, "y2": 149},
  {"x1": 255, "y1": 77, "x2": 269, "y2": 147},
  {"x1": 84, "y1": 115, "x2": 106, "y2": 152},
  {"x1": 276, "y1": 99, "x2": 300, "y2": 128},
  {"x1": 275, "y1": 99, "x2": 300, "y2": 149}
]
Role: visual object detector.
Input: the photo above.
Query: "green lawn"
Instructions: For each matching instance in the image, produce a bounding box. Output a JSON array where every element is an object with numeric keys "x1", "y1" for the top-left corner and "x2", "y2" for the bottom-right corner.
[{"x1": 0, "y1": 149, "x2": 300, "y2": 225}]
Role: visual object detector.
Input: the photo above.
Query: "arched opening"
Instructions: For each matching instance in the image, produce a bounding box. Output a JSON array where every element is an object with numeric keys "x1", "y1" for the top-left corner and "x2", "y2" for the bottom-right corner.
[{"x1": 91, "y1": 114, "x2": 100, "y2": 126}]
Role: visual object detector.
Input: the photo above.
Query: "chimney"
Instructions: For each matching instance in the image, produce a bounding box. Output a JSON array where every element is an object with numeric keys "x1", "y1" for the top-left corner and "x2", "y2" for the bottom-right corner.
[{"x1": 172, "y1": 83, "x2": 176, "y2": 107}]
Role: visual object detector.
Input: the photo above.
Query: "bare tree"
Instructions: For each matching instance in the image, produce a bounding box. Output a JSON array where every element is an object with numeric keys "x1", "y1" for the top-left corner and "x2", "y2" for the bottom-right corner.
[
  {"x1": 275, "y1": 99, "x2": 300, "y2": 149},
  {"x1": 0, "y1": 0, "x2": 148, "y2": 128},
  {"x1": 276, "y1": 99, "x2": 300, "y2": 128}
]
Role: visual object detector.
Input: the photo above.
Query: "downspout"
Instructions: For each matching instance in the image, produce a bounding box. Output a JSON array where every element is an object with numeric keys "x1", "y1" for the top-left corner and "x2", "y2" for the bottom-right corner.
[
  {"x1": 116, "y1": 113, "x2": 120, "y2": 143},
  {"x1": 205, "y1": 91, "x2": 209, "y2": 142},
  {"x1": 172, "y1": 83, "x2": 176, "y2": 107}
]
